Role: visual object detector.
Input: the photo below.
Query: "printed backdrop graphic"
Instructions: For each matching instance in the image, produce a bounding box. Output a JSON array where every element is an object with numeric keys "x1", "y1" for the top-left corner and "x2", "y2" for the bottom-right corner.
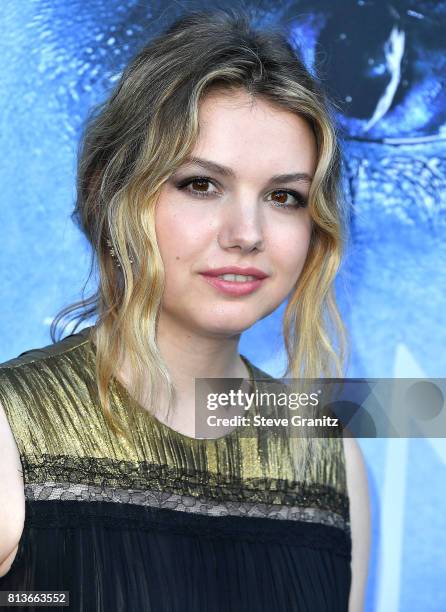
[{"x1": 1, "y1": 1, "x2": 445, "y2": 610}]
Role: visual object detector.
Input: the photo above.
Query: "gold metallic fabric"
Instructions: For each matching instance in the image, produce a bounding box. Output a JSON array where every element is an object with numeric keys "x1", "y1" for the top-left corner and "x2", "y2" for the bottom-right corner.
[{"x1": 0, "y1": 327, "x2": 350, "y2": 530}]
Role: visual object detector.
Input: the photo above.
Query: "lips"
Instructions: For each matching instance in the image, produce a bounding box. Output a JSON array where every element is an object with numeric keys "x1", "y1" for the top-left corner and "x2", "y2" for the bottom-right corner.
[{"x1": 199, "y1": 266, "x2": 269, "y2": 297}]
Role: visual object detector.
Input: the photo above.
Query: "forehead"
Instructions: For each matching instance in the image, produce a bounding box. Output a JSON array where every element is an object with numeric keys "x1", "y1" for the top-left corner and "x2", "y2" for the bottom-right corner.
[{"x1": 193, "y1": 89, "x2": 317, "y2": 174}]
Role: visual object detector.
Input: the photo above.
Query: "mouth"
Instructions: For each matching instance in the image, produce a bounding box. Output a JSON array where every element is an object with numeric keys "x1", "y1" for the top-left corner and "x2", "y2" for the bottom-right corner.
[
  {"x1": 200, "y1": 266, "x2": 268, "y2": 279},
  {"x1": 199, "y1": 267, "x2": 269, "y2": 296}
]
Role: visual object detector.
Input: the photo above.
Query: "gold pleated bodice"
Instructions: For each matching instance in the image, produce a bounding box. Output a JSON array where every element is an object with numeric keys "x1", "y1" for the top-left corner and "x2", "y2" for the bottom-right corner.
[{"x1": 0, "y1": 327, "x2": 350, "y2": 533}]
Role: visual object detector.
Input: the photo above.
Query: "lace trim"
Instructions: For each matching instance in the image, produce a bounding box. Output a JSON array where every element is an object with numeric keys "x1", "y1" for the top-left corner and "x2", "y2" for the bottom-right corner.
[
  {"x1": 24, "y1": 482, "x2": 350, "y2": 533},
  {"x1": 23, "y1": 499, "x2": 352, "y2": 558},
  {"x1": 21, "y1": 455, "x2": 349, "y2": 520}
]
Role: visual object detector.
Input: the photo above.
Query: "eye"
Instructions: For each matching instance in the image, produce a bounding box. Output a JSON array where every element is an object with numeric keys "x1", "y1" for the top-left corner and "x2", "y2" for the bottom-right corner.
[
  {"x1": 288, "y1": 7, "x2": 445, "y2": 142},
  {"x1": 175, "y1": 176, "x2": 220, "y2": 198},
  {"x1": 266, "y1": 189, "x2": 308, "y2": 209}
]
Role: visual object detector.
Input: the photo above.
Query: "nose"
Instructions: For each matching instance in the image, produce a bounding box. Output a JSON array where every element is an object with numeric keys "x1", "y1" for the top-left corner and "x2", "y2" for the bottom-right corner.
[{"x1": 217, "y1": 194, "x2": 265, "y2": 253}]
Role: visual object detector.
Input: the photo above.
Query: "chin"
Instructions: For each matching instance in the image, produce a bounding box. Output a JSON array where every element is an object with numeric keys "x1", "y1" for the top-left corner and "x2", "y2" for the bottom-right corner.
[{"x1": 192, "y1": 312, "x2": 260, "y2": 337}]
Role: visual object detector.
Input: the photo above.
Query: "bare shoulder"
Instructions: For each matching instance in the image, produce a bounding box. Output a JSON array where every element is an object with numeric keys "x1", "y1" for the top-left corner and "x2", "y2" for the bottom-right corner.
[
  {"x1": 0, "y1": 398, "x2": 25, "y2": 578},
  {"x1": 342, "y1": 434, "x2": 371, "y2": 612}
]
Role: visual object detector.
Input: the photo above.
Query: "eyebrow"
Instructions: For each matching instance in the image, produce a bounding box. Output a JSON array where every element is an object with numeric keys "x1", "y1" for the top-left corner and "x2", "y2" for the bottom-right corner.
[{"x1": 182, "y1": 156, "x2": 313, "y2": 185}]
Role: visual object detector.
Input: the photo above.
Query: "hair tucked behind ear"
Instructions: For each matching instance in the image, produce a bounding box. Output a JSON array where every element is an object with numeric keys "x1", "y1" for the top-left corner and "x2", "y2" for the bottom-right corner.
[{"x1": 51, "y1": 8, "x2": 349, "y2": 443}]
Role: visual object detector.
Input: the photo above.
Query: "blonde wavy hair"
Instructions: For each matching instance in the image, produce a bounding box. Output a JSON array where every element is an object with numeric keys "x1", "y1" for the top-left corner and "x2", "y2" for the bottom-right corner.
[{"x1": 51, "y1": 9, "x2": 350, "y2": 440}]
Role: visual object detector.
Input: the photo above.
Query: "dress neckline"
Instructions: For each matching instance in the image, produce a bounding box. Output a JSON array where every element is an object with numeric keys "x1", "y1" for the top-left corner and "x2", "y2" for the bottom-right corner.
[{"x1": 78, "y1": 325, "x2": 258, "y2": 444}]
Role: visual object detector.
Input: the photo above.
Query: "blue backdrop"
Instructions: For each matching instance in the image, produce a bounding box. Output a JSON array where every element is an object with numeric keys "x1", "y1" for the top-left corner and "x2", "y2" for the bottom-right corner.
[{"x1": 1, "y1": 2, "x2": 445, "y2": 610}]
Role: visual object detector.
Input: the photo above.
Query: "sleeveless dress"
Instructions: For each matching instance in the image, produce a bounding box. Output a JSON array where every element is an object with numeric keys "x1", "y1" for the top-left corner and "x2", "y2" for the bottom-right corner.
[{"x1": 0, "y1": 326, "x2": 351, "y2": 611}]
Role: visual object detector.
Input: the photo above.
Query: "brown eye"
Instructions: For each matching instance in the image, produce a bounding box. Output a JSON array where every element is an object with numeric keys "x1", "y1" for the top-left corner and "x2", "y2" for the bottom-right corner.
[
  {"x1": 190, "y1": 178, "x2": 210, "y2": 192},
  {"x1": 271, "y1": 190, "x2": 288, "y2": 204},
  {"x1": 267, "y1": 189, "x2": 307, "y2": 209},
  {"x1": 175, "y1": 176, "x2": 220, "y2": 199}
]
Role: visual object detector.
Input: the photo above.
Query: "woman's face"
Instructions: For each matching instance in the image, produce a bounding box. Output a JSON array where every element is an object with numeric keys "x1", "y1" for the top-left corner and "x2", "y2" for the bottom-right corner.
[{"x1": 155, "y1": 88, "x2": 317, "y2": 337}]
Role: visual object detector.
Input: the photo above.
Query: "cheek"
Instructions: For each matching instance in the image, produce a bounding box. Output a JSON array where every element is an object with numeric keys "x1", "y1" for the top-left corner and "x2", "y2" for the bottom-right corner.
[
  {"x1": 155, "y1": 201, "x2": 214, "y2": 267},
  {"x1": 270, "y1": 219, "x2": 312, "y2": 280}
]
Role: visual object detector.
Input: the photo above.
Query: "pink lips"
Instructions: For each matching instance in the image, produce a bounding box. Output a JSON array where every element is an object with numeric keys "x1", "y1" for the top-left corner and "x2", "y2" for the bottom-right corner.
[{"x1": 199, "y1": 266, "x2": 269, "y2": 297}]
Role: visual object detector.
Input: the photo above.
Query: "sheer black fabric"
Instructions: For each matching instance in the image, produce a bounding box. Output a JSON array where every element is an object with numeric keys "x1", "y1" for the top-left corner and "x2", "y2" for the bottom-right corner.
[{"x1": 1, "y1": 500, "x2": 351, "y2": 612}]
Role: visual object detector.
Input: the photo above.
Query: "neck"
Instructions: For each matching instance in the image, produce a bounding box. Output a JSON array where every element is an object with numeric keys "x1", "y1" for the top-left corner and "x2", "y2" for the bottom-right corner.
[
  {"x1": 156, "y1": 313, "x2": 249, "y2": 389},
  {"x1": 99, "y1": 316, "x2": 250, "y2": 396},
  {"x1": 154, "y1": 314, "x2": 250, "y2": 435}
]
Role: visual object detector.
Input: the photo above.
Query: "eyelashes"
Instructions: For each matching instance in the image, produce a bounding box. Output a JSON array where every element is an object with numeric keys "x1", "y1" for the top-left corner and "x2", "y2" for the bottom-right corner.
[
  {"x1": 174, "y1": 176, "x2": 308, "y2": 209},
  {"x1": 175, "y1": 177, "x2": 218, "y2": 198}
]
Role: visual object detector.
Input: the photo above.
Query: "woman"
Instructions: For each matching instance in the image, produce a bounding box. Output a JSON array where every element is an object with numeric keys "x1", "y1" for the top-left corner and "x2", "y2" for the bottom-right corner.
[{"x1": 0, "y1": 9, "x2": 370, "y2": 611}]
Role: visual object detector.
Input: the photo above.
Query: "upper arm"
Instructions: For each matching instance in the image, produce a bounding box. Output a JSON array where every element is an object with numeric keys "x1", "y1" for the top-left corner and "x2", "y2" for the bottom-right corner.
[
  {"x1": 0, "y1": 398, "x2": 25, "y2": 576},
  {"x1": 343, "y1": 434, "x2": 371, "y2": 612}
]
